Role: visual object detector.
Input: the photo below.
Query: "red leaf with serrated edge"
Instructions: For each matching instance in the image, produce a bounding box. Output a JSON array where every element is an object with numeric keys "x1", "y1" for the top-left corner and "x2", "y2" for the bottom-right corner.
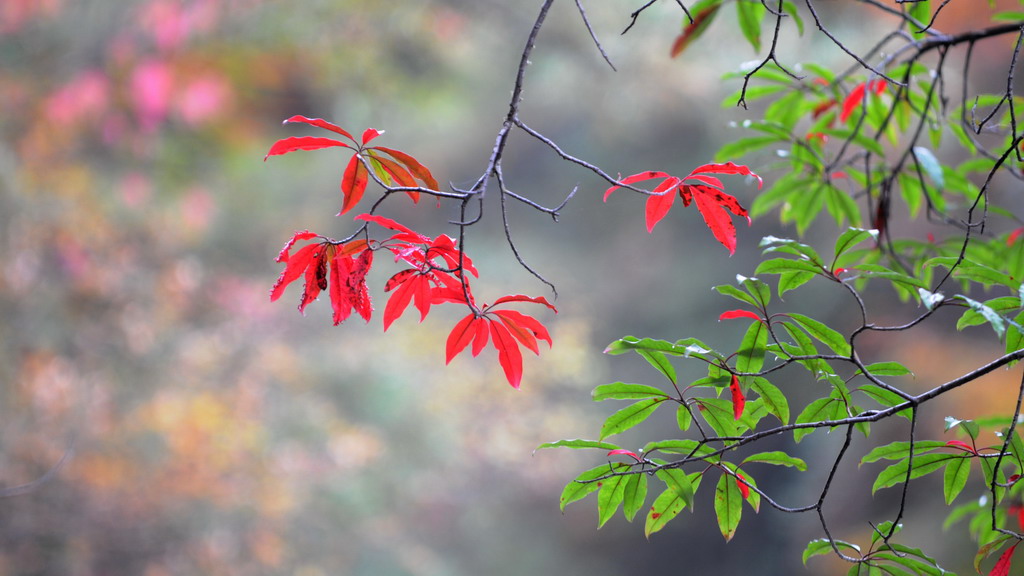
[
  {"x1": 645, "y1": 177, "x2": 681, "y2": 233},
  {"x1": 299, "y1": 248, "x2": 325, "y2": 314},
  {"x1": 264, "y1": 136, "x2": 350, "y2": 160},
  {"x1": 362, "y1": 128, "x2": 384, "y2": 145},
  {"x1": 282, "y1": 115, "x2": 356, "y2": 140},
  {"x1": 329, "y1": 254, "x2": 351, "y2": 325},
  {"x1": 490, "y1": 319, "x2": 524, "y2": 389},
  {"x1": 719, "y1": 310, "x2": 761, "y2": 322},
  {"x1": 494, "y1": 311, "x2": 540, "y2": 355},
  {"x1": 446, "y1": 313, "x2": 478, "y2": 364},
  {"x1": 382, "y1": 273, "x2": 417, "y2": 331},
  {"x1": 603, "y1": 171, "x2": 673, "y2": 201},
  {"x1": 270, "y1": 243, "x2": 319, "y2": 302},
  {"x1": 608, "y1": 449, "x2": 642, "y2": 462},
  {"x1": 354, "y1": 214, "x2": 431, "y2": 242},
  {"x1": 493, "y1": 309, "x2": 552, "y2": 349},
  {"x1": 670, "y1": 2, "x2": 720, "y2": 58},
  {"x1": 488, "y1": 294, "x2": 558, "y2": 312},
  {"x1": 340, "y1": 155, "x2": 369, "y2": 215},
  {"x1": 471, "y1": 318, "x2": 490, "y2": 356},
  {"x1": 347, "y1": 250, "x2": 374, "y2": 322},
  {"x1": 374, "y1": 146, "x2": 440, "y2": 190},
  {"x1": 687, "y1": 162, "x2": 763, "y2": 189},
  {"x1": 946, "y1": 440, "x2": 978, "y2": 455},
  {"x1": 735, "y1": 473, "x2": 750, "y2": 499},
  {"x1": 729, "y1": 374, "x2": 745, "y2": 420},
  {"x1": 990, "y1": 544, "x2": 1017, "y2": 576},
  {"x1": 276, "y1": 230, "x2": 319, "y2": 263}
]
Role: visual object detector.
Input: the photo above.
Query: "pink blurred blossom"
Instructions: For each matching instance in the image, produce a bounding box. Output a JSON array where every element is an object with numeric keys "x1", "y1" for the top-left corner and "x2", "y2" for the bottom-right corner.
[
  {"x1": 137, "y1": 0, "x2": 219, "y2": 53},
  {"x1": 131, "y1": 59, "x2": 174, "y2": 131},
  {"x1": 119, "y1": 172, "x2": 153, "y2": 208},
  {"x1": 0, "y1": 0, "x2": 61, "y2": 35},
  {"x1": 44, "y1": 70, "x2": 110, "y2": 126},
  {"x1": 176, "y1": 73, "x2": 233, "y2": 126}
]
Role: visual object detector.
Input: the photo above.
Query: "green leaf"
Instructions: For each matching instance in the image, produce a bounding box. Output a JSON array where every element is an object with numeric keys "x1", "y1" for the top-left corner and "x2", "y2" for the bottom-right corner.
[
  {"x1": 642, "y1": 439, "x2": 717, "y2": 459},
  {"x1": 714, "y1": 472, "x2": 743, "y2": 541},
  {"x1": 697, "y1": 397, "x2": 739, "y2": 438},
  {"x1": 655, "y1": 468, "x2": 695, "y2": 508},
  {"x1": 738, "y1": 275, "x2": 772, "y2": 308},
  {"x1": 605, "y1": 336, "x2": 719, "y2": 360},
  {"x1": 637, "y1": 349, "x2": 677, "y2": 385},
  {"x1": 786, "y1": 313, "x2": 852, "y2": 356},
  {"x1": 560, "y1": 464, "x2": 625, "y2": 511},
  {"x1": 749, "y1": 377, "x2": 790, "y2": 424},
  {"x1": 861, "y1": 361, "x2": 914, "y2": 377},
  {"x1": 536, "y1": 439, "x2": 622, "y2": 451},
  {"x1": 793, "y1": 397, "x2": 841, "y2": 442},
  {"x1": 755, "y1": 257, "x2": 825, "y2": 276},
  {"x1": 871, "y1": 453, "x2": 956, "y2": 493},
  {"x1": 943, "y1": 455, "x2": 971, "y2": 505},
  {"x1": 833, "y1": 228, "x2": 878, "y2": 260},
  {"x1": 715, "y1": 135, "x2": 783, "y2": 160},
  {"x1": 676, "y1": 404, "x2": 693, "y2": 431},
  {"x1": 803, "y1": 539, "x2": 861, "y2": 565},
  {"x1": 714, "y1": 283, "x2": 761, "y2": 308},
  {"x1": 622, "y1": 472, "x2": 648, "y2": 522},
  {"x1": 597, "y1": 469, "x2": 630, "y2": 528},
  {"x1": 600, "y1": 398, "x2": 666, "y2": 440},
  {"x1": 858, "y1": 384, "x2": 912, "y2": 421},
  {"x1": 778, "y1": 270, "x2": 817, "y2": 297},
  {"x1": 860, "y1": 440, "x2": 946, "y2": 463},
  {"x1": 741, "y1": 450, "x2": 808, "y2": 471},
  {"x1": 955, "y1": 295, "x2": 1007, "y2": 339},
  {"x1": 644, "y1": 474, "x2": 703, "y2": 537},
  {"x1": 736, "y1": 320, "x2": 769, "y2": 374},
  {"x1": 592, "y1": 382, "x2": 671, "y2": 401},
  {"x1": 820, "y1": 127, "x2": 886, "y2": 156},
  {"x1": 957, "y1": 296, "x2": 1021, "y2": 330},
  {"x1": 736, "y1": 0, "x2": 766, "y2": 52}
]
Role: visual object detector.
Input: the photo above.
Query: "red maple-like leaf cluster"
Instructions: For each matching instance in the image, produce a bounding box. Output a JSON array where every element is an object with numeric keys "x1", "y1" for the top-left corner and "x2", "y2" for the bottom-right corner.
[
  {"x1": 265, "y1": 118, "x2": 556, "y2": 388},
  {"x1": 604, "y1": 162, "x2": 761, "y2": 254}
]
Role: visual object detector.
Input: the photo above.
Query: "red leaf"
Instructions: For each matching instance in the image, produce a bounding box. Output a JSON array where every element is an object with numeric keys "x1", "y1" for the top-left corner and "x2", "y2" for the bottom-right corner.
[
  {"x1": 264, "y1": 136, "x2": 349, "y2": 160},
  {"x1": 340, "y1": 155, "x2": 368, "y2": 215},
  {"x1": 692, "y1": 187, "x2": 740, "y2": 255},
  {"x1": 670, "y1": 3, "x2": 720, "y2": 58},
  {"x1": 488, "y1": 294, "x2": 558, "y2": 313},
  {"x1": 471, "y1": 317, "x2": 490, "y2": 356},
  {"x1": 719, "y1": 309, "x2": 761, "y2": 322},
  {"x1": 299, "y1": 248, "x2": 326, "y2": 314},
  {"x1": 603, "y1": 171, "x2": 673, "y2": 201},
  {"x1": 347, "y1": 250, "x2": 374, "y2": 322},
  {"x1": 840, "y1": 81, "x2": 884, "y2": 124},
  {"x1": 362, "y1": 128, "x2": 384, "y2": 145},
  {"x1": 371, "y1": 154, "x2": 420, "y2": 203},
  {"x1": 446, "y1": 313, "x2": 478, "y2": 364},
  {"x1": 729, "y1": 374, "x2": 745, "y2": 420},
  {"x1": 354, "y1": 213, "x2": 431, "y2": 243},
  {"x1": 684, "y1": 174, "x2": 724, "y2": 189},
  {"x1": 337, "y1": 239, "x2": 371, "y2": 258},
  {"x1": 270, "y1": 243, "x2": 318, "y2": 302},
  {"x1": 493, "y1": 311, "x2": 540, "y2": 355},
  {"x1": 492, "y1": 309, "x2": 552, "y2": 350},
  {"x1": 412, "y1": 273, "x2": 433, "y2": 321},
  {"x1": 945, "y1": 440, "x2": 978, "y2": 455},
  {"x1": 329, "y1": 253, "x2": 351, "y2": 325},
  {"x1": 735, "y1": 472, "x2": 751, "y2": 499},
  {"x1": 990, "y1": 544, "x2": 1018, "y2": 576},
  {"x1": 490, "y1": 320, "x2": 524, "y2": 389},
  {"x1": 1007, "y1": 227, "x2": 1024, "y2": 246},
  {"x1": 382, "y1": 273, "x2": 417, "y2": 331},
  {"x1": 282, "y1": 115, "x2": 356, "y2": 140},
  {"x1": 384, "y1": 268, "x2": 418, "y2": 292},
  {"x1": 687, "y1": 162, "x2": 762, "y2": 189},
  {"x1": 645, "y1": 177, "x2": 681, "y2": 233},
  {"x1": 275, "y1": 230, "x2": 319, "y2": 263},
  {"x1": 374, "y1": 146, "x2": 441, "y2": 190},
  {"x1": 608, "y1": 449, "x2": 642, "y2": 462}
]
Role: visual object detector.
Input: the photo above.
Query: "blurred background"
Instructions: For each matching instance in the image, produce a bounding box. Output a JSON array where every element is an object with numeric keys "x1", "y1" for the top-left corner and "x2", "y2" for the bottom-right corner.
[{"x1": 1, "y1": 1, "x2": 1020, "y2": 575}]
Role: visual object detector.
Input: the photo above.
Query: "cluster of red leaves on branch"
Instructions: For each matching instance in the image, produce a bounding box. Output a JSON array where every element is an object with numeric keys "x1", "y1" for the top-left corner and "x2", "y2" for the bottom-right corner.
[
  {"x1": 265, "y1": 118, "x2": 555, "y2": 388},
  {"x1": 264, "y1": 115, "x2": 439, "y2": 215},
  {"x1": 604, "y1": 162, "x2": 761, "y2": 254}
]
